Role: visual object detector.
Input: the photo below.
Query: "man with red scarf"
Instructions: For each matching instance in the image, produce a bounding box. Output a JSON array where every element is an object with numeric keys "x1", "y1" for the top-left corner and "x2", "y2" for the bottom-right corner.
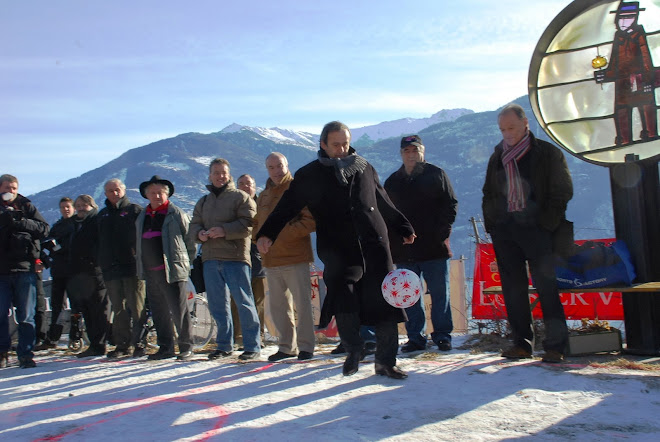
[
  {"x1": 482, "y1": 104, "x2": 573, "y2": 363},
  {"x1": 135, "y1": 176, "x2": 195, "y2": 361}
]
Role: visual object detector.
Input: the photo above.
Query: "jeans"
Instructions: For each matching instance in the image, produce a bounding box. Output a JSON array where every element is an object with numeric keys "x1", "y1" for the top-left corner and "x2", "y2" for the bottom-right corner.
[
  {"x1": 0, "y1": 272, "x2": 37, "y2": 359},
  {"x1": 231, "y1": 276, "x2": 266, "y2": 341},
  {"x1": 397, "y1": 258, "x2": 453, "y2": 346},
  {"x1": 203, "y1": 260, "x2": 261, "y2": 352},
  {"x1": 361, "y1": 325, "x2": 376, "y2": 343}
]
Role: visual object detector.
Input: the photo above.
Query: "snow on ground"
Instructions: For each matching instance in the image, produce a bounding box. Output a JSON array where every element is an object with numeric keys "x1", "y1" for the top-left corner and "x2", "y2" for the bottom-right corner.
[{"x1": 2, "y1": 336, "x2": 660, "y2": 441}]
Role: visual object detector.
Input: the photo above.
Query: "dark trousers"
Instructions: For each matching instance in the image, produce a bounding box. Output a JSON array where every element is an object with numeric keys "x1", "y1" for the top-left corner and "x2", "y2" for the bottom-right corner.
[
  {"x1": 47, "y1": 277, "x2": 72, "y2": 341},
  {"x1": 35, "y1": 274, "x2": 47, "y2": 342},
  {"x1": 106, "y1": 276, "x2": 147, "y2": 349},
  {"x1": 492, "y1": 222, "x2": 568, "y2": 353},
  {"x1": 335, "y1": 312, "x2": 398, "y2": 367},
  {"x1": 67, "y1": 273, "x2": 111, "y2": 351},
  {"x1": 144, "y1": 271, "x2": 192, "y2": 353}
]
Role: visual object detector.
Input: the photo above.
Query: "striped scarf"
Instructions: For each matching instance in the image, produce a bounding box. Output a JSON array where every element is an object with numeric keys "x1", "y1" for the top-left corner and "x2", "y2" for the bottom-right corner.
[
  {"x1": 501, "y1": 132, "x2": 531, "y2": 212},
  {"x1": 317, "y1": 150, "x2": 368, "y2": 186}
]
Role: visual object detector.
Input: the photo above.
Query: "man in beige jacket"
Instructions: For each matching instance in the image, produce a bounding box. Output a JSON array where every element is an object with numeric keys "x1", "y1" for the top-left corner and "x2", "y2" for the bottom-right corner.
[
  {"x1": 190, "y1": 158, "x2": 261, "y2": 361},
  {"x1": 255, "y1": 153, "x2": 316, "y2": 361}
]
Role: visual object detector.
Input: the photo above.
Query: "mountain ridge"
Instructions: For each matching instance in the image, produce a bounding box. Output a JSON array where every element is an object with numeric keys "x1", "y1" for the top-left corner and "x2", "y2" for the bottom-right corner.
[{"x1": 28, "y1": 97, "x2": 615, "y2": 271}]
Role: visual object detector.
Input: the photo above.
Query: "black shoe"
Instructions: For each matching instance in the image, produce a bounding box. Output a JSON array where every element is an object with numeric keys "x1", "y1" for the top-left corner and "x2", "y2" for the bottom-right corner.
[
  {"x1": 107, "y1": 347, "x2": 131, "y2": 359},
  {"x1": 343, "y1": 351, "x2": 364, "y2": 376},
  {"x1": 364, "y1": 341, "x2": 377, "y2": 355},
  {"x1": 19, "y1": 357, "x2": 36, "y2": 369},
  {"x1": 0, "y1": 352, "x2": 8, "y2": 368},
  {"x1": 147, "y1": 350, "x2": 175, "y2": 360},
  {"x1": 34, "y1": 340, "x2": 57, "y2": 351},
  {"x1": 298, "y1": 351, "x2": 313, "y2": 360},
  {"x1": 374, "y1": 362, "x2": 408, "y2": 379},
  {"x1": 501, "y1": 346, "x2": 533, "y2": 359},
  {"x1": 177, "y1": 350, "x2": 194, "y2": 361},
  {"x1": 77, "y1": 347, "x2": 106, "y2": 358},
  {"x1": 238, "y1": 351, "x2": 260, "y2": 361},
  {"x1": 541, "y1": 350, "x2": 564, "y2": 363},
  {"x1": 268, "y1": 351, "x2": 296, "y2": 362},
  {"x1": 132, "y1": 346, "x2": 146, "y2": 358},
  {"x1": 208, "y1": 350, "x2": 233, "y2": 360},
  {"x1": 436, "y1": 340, "x2": 452, "y2": 351},
  {"x1": 330, "y1": 343, "x2": 346, "y2": 355},
  {"x1": 401, "y1": 341, "x2": 426, "y2": 353}
]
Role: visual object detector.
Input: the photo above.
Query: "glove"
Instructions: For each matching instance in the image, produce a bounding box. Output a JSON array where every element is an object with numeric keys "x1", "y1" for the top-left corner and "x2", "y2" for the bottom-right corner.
[{"x1": 0, "y1": 210, "x2": 14, "y2": 227}]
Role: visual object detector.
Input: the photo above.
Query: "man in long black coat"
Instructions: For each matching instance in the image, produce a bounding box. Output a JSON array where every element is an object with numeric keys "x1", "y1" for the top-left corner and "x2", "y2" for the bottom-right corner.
[
  {"x1": 482, "y1": 104, "x2": 573, "y2": 363},
  {"x1": 257, "y1": 121, "x2": 415, "y2": 379}
]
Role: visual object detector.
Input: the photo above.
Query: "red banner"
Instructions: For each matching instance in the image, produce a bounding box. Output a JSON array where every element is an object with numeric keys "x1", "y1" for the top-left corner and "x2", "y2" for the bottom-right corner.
[{"x1": 472, "y1": 241, "x2": 624, "y2": 320}]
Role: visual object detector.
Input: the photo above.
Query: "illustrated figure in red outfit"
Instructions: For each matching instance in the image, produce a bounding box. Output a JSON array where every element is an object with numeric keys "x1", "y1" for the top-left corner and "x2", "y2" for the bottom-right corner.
[{"x1": 595, "y1": 1, "x2": 658, "y2": 145}]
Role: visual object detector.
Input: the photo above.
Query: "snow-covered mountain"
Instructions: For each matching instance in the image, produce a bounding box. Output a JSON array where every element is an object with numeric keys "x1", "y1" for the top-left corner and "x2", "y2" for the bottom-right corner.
[
  {"x1": 220, "y1": 124, "x2": 317, "y2": 149},
  {"x1": 351, "y1": 108, "x2": 473, "y2": 146},
  {"x1": 217, "y1": 108, "x2": 473, "y2": 151}
]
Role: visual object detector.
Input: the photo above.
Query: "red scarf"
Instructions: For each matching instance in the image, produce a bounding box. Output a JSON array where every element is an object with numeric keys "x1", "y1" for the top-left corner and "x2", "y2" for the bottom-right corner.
[
  {"x1": 146, "y1": 200, "x2": 169, "y2": 217},
  {"x1": 501, "y1": 132, "x2": 531, "y2": 212}
]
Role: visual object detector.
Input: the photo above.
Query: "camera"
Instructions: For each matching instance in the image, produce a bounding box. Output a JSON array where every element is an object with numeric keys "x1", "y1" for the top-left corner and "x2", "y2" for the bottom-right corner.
[
  {"x1": 0, "y1": 204, "x2": 23, "y2": 226},
  {"x1": 42, "y1": 238, "x2": 62, "y2": 252}
]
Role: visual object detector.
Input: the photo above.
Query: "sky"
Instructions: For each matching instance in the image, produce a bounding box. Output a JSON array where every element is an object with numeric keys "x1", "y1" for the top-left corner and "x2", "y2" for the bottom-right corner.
[
  {"x1": 1, "y1": 0, "x2": 570, "y2": 196},
  {"x1": 3, "y1": 337, "x2": 660, "y2": 441}
]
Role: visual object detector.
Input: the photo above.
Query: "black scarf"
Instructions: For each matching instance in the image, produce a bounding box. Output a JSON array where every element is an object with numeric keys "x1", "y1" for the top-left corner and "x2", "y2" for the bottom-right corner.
[
  {"x1": 74, "y1": 207, "x2": 97, "y2": 231},
  {"x1": 206, "y1": 183, "x2": 229, "y2": 196},
  {"x1": 317, "y1": 148, "x2": 368, "y2": 186}
]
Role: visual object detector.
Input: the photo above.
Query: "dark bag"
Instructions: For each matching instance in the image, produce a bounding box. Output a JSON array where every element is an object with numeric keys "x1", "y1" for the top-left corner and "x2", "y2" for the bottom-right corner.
[
  {"x1": 189, "y1": 195, "x2": 208, "y2": 294},
  {"x1": 555, "y1": 240, "x2": 636, "y2": 289},
  {"x1": 552, "y1": 219, "x2": 574, "y2": 258},
  {"x1": 190, "y1": 254, "x2": 205, "y2": 293}
]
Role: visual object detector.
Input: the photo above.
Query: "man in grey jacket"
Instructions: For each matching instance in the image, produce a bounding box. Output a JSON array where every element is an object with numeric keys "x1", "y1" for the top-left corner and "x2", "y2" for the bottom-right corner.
[{"x1": 136, "y1": 175, "x2": 195, "y2": 361}]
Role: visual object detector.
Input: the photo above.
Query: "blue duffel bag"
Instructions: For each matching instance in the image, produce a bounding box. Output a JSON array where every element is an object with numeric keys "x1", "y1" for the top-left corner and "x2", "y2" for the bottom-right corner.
[{"x1": 555, "y1": 240, "x2": 636, "y2": 289}]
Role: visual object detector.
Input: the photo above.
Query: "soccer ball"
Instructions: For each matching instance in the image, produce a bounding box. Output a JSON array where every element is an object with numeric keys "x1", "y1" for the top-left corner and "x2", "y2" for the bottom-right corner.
[{"x1": 381, "y1": 269, "x2": 422, "y2": 308}]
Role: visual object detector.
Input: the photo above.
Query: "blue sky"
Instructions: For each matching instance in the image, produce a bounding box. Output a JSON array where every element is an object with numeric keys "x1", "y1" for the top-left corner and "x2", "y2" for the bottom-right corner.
[{"x1": 1, "y1": 0, "x2": 568, "y2": 195}]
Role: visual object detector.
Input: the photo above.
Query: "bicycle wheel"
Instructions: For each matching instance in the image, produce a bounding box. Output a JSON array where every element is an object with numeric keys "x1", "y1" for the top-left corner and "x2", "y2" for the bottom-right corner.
[
  {"x1": 190, "y1": 294, "x2": 215, "y2": 350},
  {"x1": 144, "y1": 316, "x2": 159, "y2": 350},
  {"x1": 67, "y1": 313, "x2": 90, "y2": 352}
]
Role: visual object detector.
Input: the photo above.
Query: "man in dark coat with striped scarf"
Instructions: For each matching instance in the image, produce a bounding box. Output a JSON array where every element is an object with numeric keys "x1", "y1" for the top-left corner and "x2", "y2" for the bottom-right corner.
[
  {"x1": 482, "y1": 104, "x2": 573, "y2": 363},
  {"x1": 257, "y1": 121, "x2": 415, "y2": 379}
]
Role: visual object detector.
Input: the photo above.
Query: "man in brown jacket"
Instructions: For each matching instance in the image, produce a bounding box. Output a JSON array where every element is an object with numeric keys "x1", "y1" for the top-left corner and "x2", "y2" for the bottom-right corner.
[{"x1": 255, "y1": 153, "x2": 316, "y2": 361}]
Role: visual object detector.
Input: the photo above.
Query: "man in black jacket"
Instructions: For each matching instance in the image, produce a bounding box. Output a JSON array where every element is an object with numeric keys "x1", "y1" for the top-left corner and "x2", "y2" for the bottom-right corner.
[
  {"x1": 98, "y1": 179, "x2": 146, "y2": 358},
  {"x1": 257, "y1": 121, "x2": 415, "y2": 379},
  {"x1": 482, "y1": 104, "x2": 573, "y2": 363},
  {"x1": 37, "y1": 197, "x2": 77, "y2": 348},
  {"x1": 0, "y1": 174, "x2": 50, "y2": 368},
  {"x1": 385, "y1": 135, "x2": 458, "y2": 353}
]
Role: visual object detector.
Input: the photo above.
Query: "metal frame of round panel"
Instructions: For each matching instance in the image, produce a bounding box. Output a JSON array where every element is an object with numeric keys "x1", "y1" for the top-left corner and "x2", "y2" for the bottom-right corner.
[{"x1": 528, "y1": 0, "x2": 660, "y2": 166}]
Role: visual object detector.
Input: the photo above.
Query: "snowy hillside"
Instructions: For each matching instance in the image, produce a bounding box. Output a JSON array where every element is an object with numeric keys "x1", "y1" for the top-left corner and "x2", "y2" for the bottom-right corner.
[{"x1": 220, "y1": 124, "x2": 317, "y2": 149}]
